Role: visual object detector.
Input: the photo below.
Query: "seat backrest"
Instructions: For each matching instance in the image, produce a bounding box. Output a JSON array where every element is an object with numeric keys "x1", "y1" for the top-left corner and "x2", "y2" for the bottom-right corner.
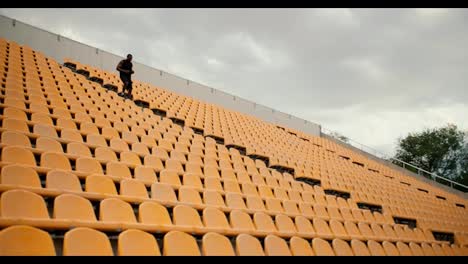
[
  {"x1": 382, "y1": 224, "x2": 398, "y2": 239},
  {"x1": 0, "y1": 225, "x2": 56, "y2": 256},
  {"x1": 420, "y1": 243, "x2": 436, "y2": 256},
  {"x1": 246, "y1": 195, "x2": 266, "y2": 211},
  {"x1": 235, "y1": 234, "x2": 265, "y2": 256},
  {"x1": 220, "y1": 169, "x2": 237, "y2": 181},
  {"x1": 290, "y1": 236, "x2": 314, "y2": 256},
  {"x1": 298, "y1": 202, "x2": 315, "y2": 217},
  {"x1": 295, "y1": 215, "x2": 315, "y2": 234},
  {"x1": 225, "y1": 192, "x2": 247, "y2": 210},
  {"x1": 85, "y1": 175, "x2": 117, "y2": 195},
  {"x1": 265, "y1": 198, "x2": 284, "y2": 213},
  {"x1": 182, "y1": 173, "x2": 203, "y2": 188},
  {"x1": 264, "y1": 235, "x2": 292, "y2": 256},
  {"x1": 258, "y1": 185, "x2": 274, "y2": 198},
  {"x1": 110, "y1": 138, "x2": 129, "y2": 152},
  {"x1": 178, "y1": 186, "x2": 203, "y2": 205},
  {"x1": 4, "y1": 107, "x2": 27, "y2": 120},
  {"x1": 313, "y1": 218, "x2": 333, "y2": 237},
  {"x1": 95, "y1": 147, "x2": 118, "y2": 162},
  {"x1": 275, "y1": 214, "x2": 297, "y2": 233},
  {"x1": 118, "y1": 229, "x2": 160, "y2": 256},
  {"x1": 106, "y1": 162, "x2": 131, "y2": 179},
  {"x1": 1, "y1": 131, "x2": 31, "y2": 147},
  {"x1": 132, "y1": 143, "x2": 150, "y2": 155},
  {"x1": 396, "y1": 241, "x2": 413, "y2": 256},
  {"x1": 40, "y1": 152, "x2": 71, "y2": 171},
  {"x1": 63, "y1": 227, "x2": 113, "y2": 256},
  {"x1": 120, "y1": 151, "x2": 142, "y2": 166},
  {"x1": 36, "y1": 137, "x2": 63, "y2": 152},
  {"x1": 1, "y1": 164, "x2": 41, "y2": 188},
  {"x1": 224, "y1": 179, "x2": 242, "y2": 194},
  {"x1": 173, "y1": 205, "x2": 203, "y2": 228},
  {"x1": 313, "y1": 204, "x2": 329, "y2": 218},
  {"x1": 241, "y1": 183, "x2": 258, "y2": 196},
  {"x1": 351, "y1": 239, "x2": 371, "y2": 256},
  {"x1": 204, "y1": 166, "x2": 220, "y2": 178},
  {"x1": 330, "y1": 219, "x2": 348, "y2": 238},
  {"x1": 2, "y1": 118, "x2": 30, "y2": 133},
  {"x1": 163, "y1": 231, "x2": 201, "y2": 256},
  {"x1": 312, "y1": 238, "x2": 335, "y2": 256},
  {"x1": 100, "y1": 198, "x2": 137, "y2": 223},
  {"x1": 120, "y1": 179, "x2": 149, "y2": 198},
  {"x1": 134, "y1": 165, "x2": 158, "y2": 182},
  {"x1": 230, "y1": 210, "x2": 255, "y2": 232},
  {"x1": 201, "y1": 232, "x2": 235, "y2": 256},
  {"x1": 408, "y1": 242, "x2": 425, "y2": 256},
  {"x1": 151, "y1": 183, "x2": 177, "y2": 202},
  {"x1": 57, "y1": 118, "x2": 76, "y2": 129},
  {"x1": 441, "y1": 244, "x2": 455, "y2": 256},
  {"x1": 46, "y1": 170, "x2": 82, "y2": 192},
  {"x1": 202, "y1": 207, "x2": 230, "y2": 229},
  {"x1": 143, "y1": 155, "x2": 164, "y2": 171},
  {"x1": 358, "y1": 222, "x2": 375, "y2": 238},
  {"x1": 2, "y1": 146, "x2": 36, "y2": 166},
  {"x1": 33, "y1": 123, "x2": 58, "y2": 138},
  {"x1": 203, "y1": 190, "x2": 225, "y2": 207},
  {"x1": 102, "y1": 127, "x2": 119, "y2": 138},
  {"x1": 332, "y1": 239, "x2": 354, "y2": 256},
  {"x1": 138, "y1": 201, "x2": 172, "y2": 225},
  {"x1": 62, "y1": 129, "x2": 84, "y2": 143},
  {"x1": 159, "y1": 170, "x2": 182, "y2": 186},
  {"x1": 370, "y1": 223, "x2": 387, "y2": 239},
  {"x1": 204, "y1": 177, "x2": 223, "y2": 191},
  {"x1": 53, "y1": 194, "x2": 96, "y2": 221},
  {"x1": 367, "y1": 240, "x2": 386, "y2": 256},
  {"x1": 185, "y1": 163, "x2": 203, "y2": 175},
  {"x1": 87, "y1": 134, "x2": 108, "y2": 147},
  {"x1": 431, "y1": 243, "x2": 446, "y2": 256},
  {"x1": 165, "y1": 159, "x2": 184, "y2": 174},
  {"x1": 283, "y1": 200, "x2": 299, "y2": 214},
  {"x1": 1, "y1": 189, "x2": 49, "y2": 219},
  {"x1": 449, "y1": 244, "x2": 463, "y2": 256},
  {"x1": 76, "y1": 157, "x2": 103, "y2": 174},
  {"x1": 67, "y1": 142, "x2": 91, "y2": 157},
  {"x1": 351, "y1": 209, "x2": 366, "y2": 222},
  {"x1": 253, "y1": 212, "x2": 277, "y2": 233},
  {"x1": 382, "y1": 241, "x2": 400, "y2": 256}
]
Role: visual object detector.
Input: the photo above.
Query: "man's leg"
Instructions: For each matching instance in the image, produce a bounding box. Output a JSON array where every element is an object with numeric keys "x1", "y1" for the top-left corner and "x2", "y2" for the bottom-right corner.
[
  {"x1": 126, "y1": 80, "x2": 133, "y2": 99},
  {"x1": 120, "y1": 77, "x2": 129, "y2": 96}
]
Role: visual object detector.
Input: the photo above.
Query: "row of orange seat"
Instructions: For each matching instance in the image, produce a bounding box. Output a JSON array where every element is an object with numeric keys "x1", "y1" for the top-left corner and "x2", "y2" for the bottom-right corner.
[{"x1": 1, "y1": 225, "x2": 464, "y2": 256}]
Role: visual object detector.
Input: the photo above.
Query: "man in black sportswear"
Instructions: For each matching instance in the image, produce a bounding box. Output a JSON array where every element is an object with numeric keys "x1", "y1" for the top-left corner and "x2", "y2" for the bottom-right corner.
[{"x1": 116, "y1": 54, "x2": 134, "y2": 99}]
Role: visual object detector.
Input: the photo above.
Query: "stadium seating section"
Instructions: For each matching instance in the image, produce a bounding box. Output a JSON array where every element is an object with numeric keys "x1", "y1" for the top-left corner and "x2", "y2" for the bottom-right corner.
[{"x1": 0, "y1": 38, "x2": 466, "y2": 255}]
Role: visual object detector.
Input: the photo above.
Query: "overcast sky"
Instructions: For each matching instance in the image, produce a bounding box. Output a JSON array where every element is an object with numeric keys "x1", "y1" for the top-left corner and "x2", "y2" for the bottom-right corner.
[{"x1": 1, "y1": 8, "x2": 467, "y2": 157}]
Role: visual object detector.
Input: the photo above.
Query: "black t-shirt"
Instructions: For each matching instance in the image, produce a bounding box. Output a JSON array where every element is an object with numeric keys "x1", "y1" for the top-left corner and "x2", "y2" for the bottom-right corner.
[{"x1": 119, "y1": 59, "x2": 133, "y2": 79}]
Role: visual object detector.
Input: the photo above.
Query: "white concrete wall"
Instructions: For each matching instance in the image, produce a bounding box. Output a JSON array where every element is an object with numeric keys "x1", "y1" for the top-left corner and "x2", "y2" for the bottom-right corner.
[{"x1": 0, "y1": 14, "x2": 321, "y2": 136}]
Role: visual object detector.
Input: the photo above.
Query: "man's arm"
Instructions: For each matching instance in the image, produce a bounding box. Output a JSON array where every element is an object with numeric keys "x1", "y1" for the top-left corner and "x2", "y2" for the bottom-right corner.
[{"x1": 116, "y1": 60, "x2": 130, "y2": 74}]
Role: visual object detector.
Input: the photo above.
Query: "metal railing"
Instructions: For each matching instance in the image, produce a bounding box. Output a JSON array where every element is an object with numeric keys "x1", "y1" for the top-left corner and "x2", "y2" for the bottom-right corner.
[{"x1": 321, "y1": 127, "x2": 468, "y2": 192}]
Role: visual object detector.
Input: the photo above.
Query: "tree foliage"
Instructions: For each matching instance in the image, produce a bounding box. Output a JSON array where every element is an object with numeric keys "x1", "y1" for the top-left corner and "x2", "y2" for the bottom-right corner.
[{"x1": 394, "y1": 124, "x2": 468, "y2": 186}]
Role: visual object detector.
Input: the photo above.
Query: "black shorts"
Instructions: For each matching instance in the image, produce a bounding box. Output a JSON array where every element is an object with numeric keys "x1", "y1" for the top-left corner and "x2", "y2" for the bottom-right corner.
[{"x1": 120, "y1": 74, "x2": 131, "y2": 84}]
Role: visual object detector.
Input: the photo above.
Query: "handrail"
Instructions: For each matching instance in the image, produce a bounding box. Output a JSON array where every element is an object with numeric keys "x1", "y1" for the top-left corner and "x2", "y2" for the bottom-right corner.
[{"x1": 321, "y1": 127, "x2": 468, "y2": 192}]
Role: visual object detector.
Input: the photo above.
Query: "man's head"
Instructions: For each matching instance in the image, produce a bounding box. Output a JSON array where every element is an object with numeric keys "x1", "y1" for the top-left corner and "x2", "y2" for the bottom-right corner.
[{"x1": 127, "y1": 54, "x2": 133, "y2": 62}]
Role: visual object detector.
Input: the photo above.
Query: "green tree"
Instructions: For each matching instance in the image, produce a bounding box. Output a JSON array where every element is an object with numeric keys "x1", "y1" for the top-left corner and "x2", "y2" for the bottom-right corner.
[{"x1": 394, "y1": 124, "x2": 468, "y2": 186}]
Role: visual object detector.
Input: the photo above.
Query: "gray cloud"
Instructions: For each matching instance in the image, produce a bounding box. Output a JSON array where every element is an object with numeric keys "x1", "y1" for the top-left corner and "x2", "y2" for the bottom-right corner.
[{"x1": 1, "y1": 8, "x2": 467, "y2": 156}]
